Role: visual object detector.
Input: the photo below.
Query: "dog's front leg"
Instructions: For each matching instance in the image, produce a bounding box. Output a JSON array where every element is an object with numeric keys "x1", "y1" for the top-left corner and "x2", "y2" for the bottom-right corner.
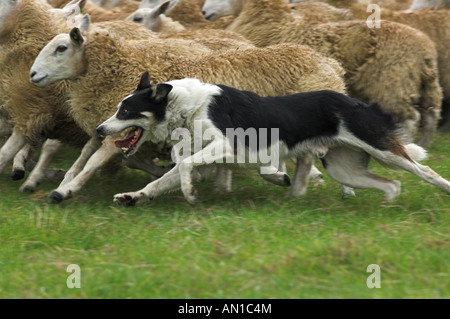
[
  {"x1": 114, "y1": 163, "x2": 183, "y2": 207},
  {"x1": 179, "y1": 140, "x2": 235, "y2": 205},
  {"x1": 48, "y1": 140, "x2": 119, "y2": 203}
]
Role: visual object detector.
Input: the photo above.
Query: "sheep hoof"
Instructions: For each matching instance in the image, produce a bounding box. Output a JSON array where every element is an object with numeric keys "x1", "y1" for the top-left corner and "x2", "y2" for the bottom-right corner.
[
  {"x1": 48, "y1": 191, "x2": 64, "y2": 204},
  {"x1": 20, "y1": 185, "x2": 35, "y2": 193},
  {"x1": 11, "y1": 169, "x2": 25, "y2": 181},
  {"x1": 284, "y1": 174, "x2": 291, "y2": 186}
]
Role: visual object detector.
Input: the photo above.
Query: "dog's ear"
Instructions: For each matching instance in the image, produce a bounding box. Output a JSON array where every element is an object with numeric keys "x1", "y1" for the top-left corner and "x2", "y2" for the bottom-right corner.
[
  {"x1": 137, "y1": 71, "x2": 151, "y2": 91},
  {"x1": 154, "y1": 83, "x2": 172, "y2": 102}
]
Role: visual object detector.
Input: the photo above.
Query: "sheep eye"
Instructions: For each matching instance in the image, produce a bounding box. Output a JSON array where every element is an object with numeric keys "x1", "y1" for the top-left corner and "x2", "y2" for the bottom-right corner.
[
  {"x1": 133, "y1": 16, "x2": 143, "y2": 23},
  {"x1": 56, "y1": 45, "x2": 67, "y2": 54}
]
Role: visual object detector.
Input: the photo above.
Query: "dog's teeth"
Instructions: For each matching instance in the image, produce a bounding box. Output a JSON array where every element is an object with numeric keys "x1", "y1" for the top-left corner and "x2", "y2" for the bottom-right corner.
[{"x1": 122, "y1": 147, "x2": 128, "y2": 152}]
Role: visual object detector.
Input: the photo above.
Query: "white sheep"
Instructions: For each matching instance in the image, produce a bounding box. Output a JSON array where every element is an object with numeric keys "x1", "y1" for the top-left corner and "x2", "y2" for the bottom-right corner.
[
  {"x1": 30, "y1": 17, "x2": 349, "y2": 203},
  {"x1": 202, "y1": 0, "x2": 443, "y2": 149}
]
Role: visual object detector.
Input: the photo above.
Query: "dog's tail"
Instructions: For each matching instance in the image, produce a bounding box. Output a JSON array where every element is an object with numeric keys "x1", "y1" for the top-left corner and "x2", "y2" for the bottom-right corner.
[
  {"x1": 372, "y1": 143, "x2": 427, "y2": 171},
  {"x1": 404, "y1": 143, "x2": 427, "y2": 162}
]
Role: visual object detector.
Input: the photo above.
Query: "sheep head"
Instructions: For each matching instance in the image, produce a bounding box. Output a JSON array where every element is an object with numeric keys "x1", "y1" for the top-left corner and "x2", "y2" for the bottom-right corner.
[
  {"x1": 126, "y1": 1, "x2": 171, "y2": 31},
  {"x1": 30, "y1": 14, "x2": 90, "y2": 87},
  {"x1": 0, "y1": 0, "x2": 21, "y2": 39},
  {"x1": 202, "y1": 0, "x2": 242, "y2": 21}
]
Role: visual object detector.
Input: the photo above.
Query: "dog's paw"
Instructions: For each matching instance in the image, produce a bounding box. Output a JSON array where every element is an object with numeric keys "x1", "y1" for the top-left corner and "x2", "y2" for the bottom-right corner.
[{"x1": 114, "y1": 193, "x2": 140, "y2": 207}]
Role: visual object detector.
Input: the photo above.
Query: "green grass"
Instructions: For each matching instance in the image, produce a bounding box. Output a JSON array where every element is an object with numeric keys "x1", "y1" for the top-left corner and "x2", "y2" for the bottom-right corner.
[{"x1": 0, "y1": 133, "x2": 449, "y2": 298}]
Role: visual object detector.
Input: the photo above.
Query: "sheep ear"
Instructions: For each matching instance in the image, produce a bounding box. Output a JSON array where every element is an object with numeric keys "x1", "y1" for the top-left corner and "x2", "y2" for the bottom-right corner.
[
  {"x1": 137, "y1": 71, "x2": 151, "y2": 91},
  {"x1": 77, "y1": 14, "x2": 90, "y2": 33},
  {"x1": 158, "y1": 1, "x2": 171, "y2": 15},
  {"x1": 70, "y1": 27, "x2": 84, "y2": 46},
  {"x1": 167, "y1": 0, "x2": 179, "y2": 11},
  {"x1": 154, "y1": 83, "x2": 172, "y2": 102}
]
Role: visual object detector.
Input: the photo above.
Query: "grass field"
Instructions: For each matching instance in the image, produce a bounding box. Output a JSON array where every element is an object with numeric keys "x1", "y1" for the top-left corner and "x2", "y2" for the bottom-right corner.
[{"x1": 0, "y1": 133, "x2": 448, "y2": 298}]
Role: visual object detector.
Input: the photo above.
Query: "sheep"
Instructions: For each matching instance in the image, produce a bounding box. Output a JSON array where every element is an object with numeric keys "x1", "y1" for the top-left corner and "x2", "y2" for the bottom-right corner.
[
  {"x1": 30, "y1": 17, "x2": 348, "y2": 203},
  {"x1": 140, "y1": 0, "x2": 235, "y2": 29},
  {"x1": 0, "y1": 0, "x2": 91, "y2": 193},
  {"x1": 0, "y1": 0, "x2": 167, "y2": 193},
  {"x1": 288, "y1": 1, "x2": 354, "y2": 23},
  {"x1": 126, "y1": 1, "x2": 255, "y2": 51},
  {"x1": 302, "y1": 0, "x2": 450, "y2": 130},
  {"x1": 202, "y1": 0, "x2": 443, "y2": 149},
  {"x1": 48, "y1": 0, "x2": 140, "y2": 22},
  {"x1": 410, "y1": 0, "x2": 450, "y2": 9}
]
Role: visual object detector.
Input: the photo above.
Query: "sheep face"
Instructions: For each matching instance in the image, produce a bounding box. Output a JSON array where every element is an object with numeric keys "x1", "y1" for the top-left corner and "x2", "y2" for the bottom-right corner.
[
  {"x1": 0, "y1": 0, "x2": 20, "y2": 38},
  {"x1": 126, "y1": 8, "x2": 156, "y2": 30},
  {"x1": 30, "y1": 30, "x2": 85, "y2": 87},
  {"x1": 126, "y1": 1, "x2": 171, "y2": 32},
  {"x1": 202, "y1": 0, "x2": 241, "y2": 21}
]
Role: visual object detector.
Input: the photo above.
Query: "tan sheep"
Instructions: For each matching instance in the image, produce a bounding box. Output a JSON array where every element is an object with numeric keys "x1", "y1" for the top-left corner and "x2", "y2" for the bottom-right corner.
[
  {"x1": 30, "y1": 20, "x2": 347, "y2": 202},
  {"x1": 48, "y1": 0, "x2": 140, "y2": 22},
  {"x1": 307, "y1": 0, "x2": 450, "y2": 130},
  {"x1": 0, "y1": 0, "x2": 90, "y2": 185},
  {"x1": 202, "y1": 0, "x2": 443, "y2": 148},
  {"x1": 126, "y1": 1, "x2": 255, "y2": 51},
  {"x1": 140, "y1": 0, "x2": 235, "y2": 29}
]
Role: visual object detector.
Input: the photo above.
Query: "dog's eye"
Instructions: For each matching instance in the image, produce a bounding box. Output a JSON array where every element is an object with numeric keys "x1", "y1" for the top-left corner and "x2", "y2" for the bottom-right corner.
[
  {"x1": 56, "y1": 45, "x2": 67, "y2": 54},
  {"x1": 121, "y1": 108, "x2": 128, "y2": 114}
]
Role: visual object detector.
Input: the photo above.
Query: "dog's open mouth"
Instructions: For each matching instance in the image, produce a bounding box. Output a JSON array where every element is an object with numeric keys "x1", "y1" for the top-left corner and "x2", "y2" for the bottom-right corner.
[{"x1": 114, "y1": 127, "x2": 144, "y2": 155}]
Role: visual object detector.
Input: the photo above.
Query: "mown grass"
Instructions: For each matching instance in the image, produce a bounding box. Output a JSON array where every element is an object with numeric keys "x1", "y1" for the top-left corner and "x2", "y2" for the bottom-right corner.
[{"x1": 0, "y1": 133, "x2": 448, "y2": 298}]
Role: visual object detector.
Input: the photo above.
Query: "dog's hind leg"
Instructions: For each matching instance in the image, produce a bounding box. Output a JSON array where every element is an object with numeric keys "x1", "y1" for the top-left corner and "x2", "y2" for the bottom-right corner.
[
  {"x1": 288, "y1": 154, "x2": 313, "y2": 197},
  {"x1": 323, "y1": 146, "x2": 402, "y2": 201},
  {"x1": 367, "y1": 146, "x2": 450, "y2": 194}
]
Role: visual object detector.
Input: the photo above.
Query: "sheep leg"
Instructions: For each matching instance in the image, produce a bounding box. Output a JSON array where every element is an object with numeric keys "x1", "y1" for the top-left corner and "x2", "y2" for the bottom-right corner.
[
  {"x1": 122, "y1": 155, "x2": 173, "y2": 180},
  {"x1": 0, "y1": 128, "x2": 27, "y2": 174},
  {"x1": 48, "y1": 141, "x2": 119, "y2": 203},
  {"x1": 214, "y1": 167, "x2": 232, "y2": 192},
  {"x1": 59, "y1": 137, "x2": 101, "y2": 186},
  {"x1": 417, "y1": 108, "x2": 439, "y2": 148},
  {"x1": 20, "y1": 139, "x2": 63, "y2": 193},
  {"x1": 11, "y1": 143, "x2": 34, "y2": 181},
  {"x1": 0, "y1": 117, "x2": 12, "y2": 137}
]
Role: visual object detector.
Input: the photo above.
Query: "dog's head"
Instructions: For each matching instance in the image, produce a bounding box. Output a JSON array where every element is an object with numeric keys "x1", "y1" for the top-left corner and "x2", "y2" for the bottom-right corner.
[{"x1": 96, "y1": 71, "x2": 172, "y2": 156}]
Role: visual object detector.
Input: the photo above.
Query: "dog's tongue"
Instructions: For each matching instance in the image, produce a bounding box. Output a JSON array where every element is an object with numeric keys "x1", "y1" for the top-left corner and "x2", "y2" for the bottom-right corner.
[{"x1": 114, "y1": 131, "x2": 135, "y2": 148}]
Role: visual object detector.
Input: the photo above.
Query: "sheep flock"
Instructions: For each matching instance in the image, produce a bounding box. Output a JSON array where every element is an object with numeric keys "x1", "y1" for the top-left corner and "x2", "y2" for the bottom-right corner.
[{"x1": 0, "y1": 0, "x2": 449, "y2": 205}]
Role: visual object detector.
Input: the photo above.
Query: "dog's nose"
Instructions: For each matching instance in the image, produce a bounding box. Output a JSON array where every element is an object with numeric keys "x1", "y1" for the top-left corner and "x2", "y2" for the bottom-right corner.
[{"x1": 96, "y1": 125, "x2": 105, "y2": 137}]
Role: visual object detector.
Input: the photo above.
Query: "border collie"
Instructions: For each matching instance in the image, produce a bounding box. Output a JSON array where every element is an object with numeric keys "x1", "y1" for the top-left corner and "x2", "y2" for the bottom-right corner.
[{"x1": 97, "y1": 72, "x2": 450, "y2": 206}]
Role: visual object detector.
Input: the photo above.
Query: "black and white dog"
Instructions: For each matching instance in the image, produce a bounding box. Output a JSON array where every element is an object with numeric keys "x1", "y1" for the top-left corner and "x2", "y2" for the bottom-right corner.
[{"x1": 97, "y1": 72, "x2": 450, "y2": 206}]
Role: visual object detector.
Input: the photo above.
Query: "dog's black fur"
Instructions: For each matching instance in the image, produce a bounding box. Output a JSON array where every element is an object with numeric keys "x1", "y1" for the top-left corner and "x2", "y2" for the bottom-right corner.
[{"x1": 208, "y1": 86, "x2": 399, "y2": 151}]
